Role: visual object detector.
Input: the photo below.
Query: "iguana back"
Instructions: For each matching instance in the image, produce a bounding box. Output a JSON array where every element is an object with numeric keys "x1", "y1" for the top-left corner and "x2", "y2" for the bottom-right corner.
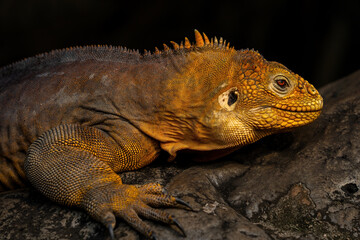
[{"x1": 0, "y1": 46, "x2": 184, "y2": 190}]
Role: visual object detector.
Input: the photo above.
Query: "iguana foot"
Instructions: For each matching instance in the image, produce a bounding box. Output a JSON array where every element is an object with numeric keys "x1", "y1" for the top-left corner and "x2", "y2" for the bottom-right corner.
[{"x1": 81, "y1": 182, "x2": 190, "y2": 239}]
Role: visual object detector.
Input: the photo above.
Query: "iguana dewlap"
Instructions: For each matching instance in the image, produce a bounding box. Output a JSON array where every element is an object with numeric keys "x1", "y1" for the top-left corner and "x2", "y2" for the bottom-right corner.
[{"x1": 0, "y1": 30, "x2": 323, "y2": 239}]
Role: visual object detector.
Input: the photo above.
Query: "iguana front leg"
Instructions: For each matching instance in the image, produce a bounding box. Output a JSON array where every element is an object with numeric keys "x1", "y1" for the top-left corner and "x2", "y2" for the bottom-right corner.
[{"x1": 24, "y1": 124, "x2": 188, "y2": 239}]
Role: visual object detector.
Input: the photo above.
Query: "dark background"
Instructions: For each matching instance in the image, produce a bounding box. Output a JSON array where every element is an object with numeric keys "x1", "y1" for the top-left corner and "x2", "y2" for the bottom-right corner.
[{"x1": 1, "y1": 0, "x2": 359, "y2": 87}]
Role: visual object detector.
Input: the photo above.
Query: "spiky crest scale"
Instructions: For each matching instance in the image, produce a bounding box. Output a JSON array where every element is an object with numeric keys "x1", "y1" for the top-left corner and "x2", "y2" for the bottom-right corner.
[
  {"x1": 163, "y1": 44, "x2": 170, "y2": 51},
  {"x1": 170, "y1": 41, "x2": 179, "y2": 50},
  {"x1": 148, "y1": 29, "x2": 234, "y2": 55},
  {"x1": 194, "y1": 30, "x2": 205, "y2": 47},
  {"x1": 0, "y1": 29, "x2": 250, "y2": 78},
  {"x1": 203, "y1": 32, "x2": 210, "y2": 45},
  {"x1": 184, "y1": 37, "x2": 191, "y2": 49}
]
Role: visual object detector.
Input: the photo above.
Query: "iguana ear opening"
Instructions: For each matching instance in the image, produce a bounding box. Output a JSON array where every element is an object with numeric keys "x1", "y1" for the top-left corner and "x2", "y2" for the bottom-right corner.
[{"x1": 218, "y1": 87, "x2": 239, "y2": 111}]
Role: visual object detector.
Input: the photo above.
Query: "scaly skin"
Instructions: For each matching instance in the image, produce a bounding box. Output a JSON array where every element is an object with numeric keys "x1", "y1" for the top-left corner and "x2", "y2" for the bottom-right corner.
[{"x1": 0, "y1": 30, "x2": 323, "y2": 238}]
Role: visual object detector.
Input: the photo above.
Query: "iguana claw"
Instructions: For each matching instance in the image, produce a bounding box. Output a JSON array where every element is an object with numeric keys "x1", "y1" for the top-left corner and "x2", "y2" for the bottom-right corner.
[
  {"x1": 175, "y1": 197, "x2": 193, "y2": 211},
  {"x1": 172, "y1": 218, "x2": 186, "y2": 237},
  {"x1": 108, "y1": 224, "x2": 115, "y2": 240}
]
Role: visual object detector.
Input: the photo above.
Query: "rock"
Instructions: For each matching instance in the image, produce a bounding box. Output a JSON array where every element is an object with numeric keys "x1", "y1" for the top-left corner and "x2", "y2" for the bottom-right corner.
[{"x1": 1, "y1": 70, "x2": 359, "y2": 239}]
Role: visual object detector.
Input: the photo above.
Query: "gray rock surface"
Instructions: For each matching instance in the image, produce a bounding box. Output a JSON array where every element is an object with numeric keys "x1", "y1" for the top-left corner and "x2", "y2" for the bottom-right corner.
[{"x1": 1, "y1": 70, "x2": 359, "y2": 240}]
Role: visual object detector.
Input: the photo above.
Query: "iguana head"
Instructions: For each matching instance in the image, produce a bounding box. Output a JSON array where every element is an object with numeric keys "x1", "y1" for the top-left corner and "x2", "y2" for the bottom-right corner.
[
  {"x1": 144, "y1": 30, "x2": 323, "y2": 158},
  {"x1": 208, "y1": 52, "x2": 323, "y2": 151}
]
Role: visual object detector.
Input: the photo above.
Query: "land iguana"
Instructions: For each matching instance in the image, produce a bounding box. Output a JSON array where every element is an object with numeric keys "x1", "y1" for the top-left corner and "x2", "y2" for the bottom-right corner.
[{"x1": 0, "y1": 30, "x2": 323, "y2": 239}]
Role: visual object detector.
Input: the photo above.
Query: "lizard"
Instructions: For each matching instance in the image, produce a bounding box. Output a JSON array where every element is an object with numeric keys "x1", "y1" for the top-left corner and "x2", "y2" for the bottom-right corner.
[{"x1": 0, "y1": 30, "x2": 323, "y2": 239}]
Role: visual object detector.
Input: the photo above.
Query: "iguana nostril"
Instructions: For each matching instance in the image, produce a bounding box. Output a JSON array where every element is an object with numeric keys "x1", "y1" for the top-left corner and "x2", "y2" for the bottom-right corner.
[{"x1": 307, "y1": 84, "x2": 317, "y2": 95}]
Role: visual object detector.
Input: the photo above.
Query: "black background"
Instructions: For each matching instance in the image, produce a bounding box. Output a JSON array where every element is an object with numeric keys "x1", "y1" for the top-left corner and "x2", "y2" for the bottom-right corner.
[{"x1": 1, "y1": 0, "x2": 359, "y2": 87}]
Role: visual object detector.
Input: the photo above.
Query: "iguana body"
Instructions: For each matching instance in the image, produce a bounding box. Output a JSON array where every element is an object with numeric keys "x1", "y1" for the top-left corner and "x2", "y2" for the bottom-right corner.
[{"x1": 0, "y1": 30, "x2": 323, "y2": 238}]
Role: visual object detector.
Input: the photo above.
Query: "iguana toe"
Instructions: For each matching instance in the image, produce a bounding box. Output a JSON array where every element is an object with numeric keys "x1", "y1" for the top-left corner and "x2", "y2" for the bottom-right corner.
[
  {"x1": 138, "y1": 183, "x2": 167, "y2": 195},
  {"x1": 133, "y1": 202, "x2": 186, "y2": 236},
  {"x1": 118, "y1": 209, "x2": 155, "y2": 238}
]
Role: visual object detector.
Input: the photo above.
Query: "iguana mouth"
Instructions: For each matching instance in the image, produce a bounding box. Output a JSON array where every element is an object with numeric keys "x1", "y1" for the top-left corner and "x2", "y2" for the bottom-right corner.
[
  {"x1": 274, "y1": 107, "x2": 322, "y2": 113},
  {"x1": 272, "y1": 100, "x2": 323, "y2": 113}
]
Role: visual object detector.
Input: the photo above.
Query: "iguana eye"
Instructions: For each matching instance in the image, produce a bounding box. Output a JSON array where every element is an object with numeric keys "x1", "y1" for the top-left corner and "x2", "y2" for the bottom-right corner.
[
  {"x1": 272, "y1": 75, "x2": 290, "y2": 94},
  {"x1": 228, "y1": 90, "x2": 238, "y2": 106},
  {"x1": 276, "y1": 79, "x2": 288, "y2": 88}
]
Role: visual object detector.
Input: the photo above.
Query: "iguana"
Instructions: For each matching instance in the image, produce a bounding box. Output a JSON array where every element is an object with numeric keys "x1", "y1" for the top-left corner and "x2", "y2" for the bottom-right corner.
[{"x1": 0, "y1": 30, "x2": 323, "y2": 239}]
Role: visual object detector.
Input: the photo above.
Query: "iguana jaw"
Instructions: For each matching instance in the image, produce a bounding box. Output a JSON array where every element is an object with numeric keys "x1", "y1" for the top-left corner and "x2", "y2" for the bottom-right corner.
[
  {"x1": 272, "y1": 99, "x2": 323, "y2": 113},
  {"x1": 248, "y1": 102, "x2": 323, "y2": 131}
]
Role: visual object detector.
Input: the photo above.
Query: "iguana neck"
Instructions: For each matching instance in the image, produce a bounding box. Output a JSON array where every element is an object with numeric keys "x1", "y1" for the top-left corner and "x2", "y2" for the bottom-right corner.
[{"x1": 130, "y1": 49, "x2": 242, "y2": 157}]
